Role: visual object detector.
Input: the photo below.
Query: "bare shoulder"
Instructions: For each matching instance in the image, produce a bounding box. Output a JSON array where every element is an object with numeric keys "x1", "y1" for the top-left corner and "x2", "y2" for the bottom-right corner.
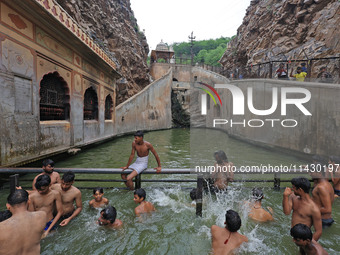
[
  {"x1": 241, "y1": 234, "x2": 248, "y2": 242},
  {"x1": 51, "y1": 189, "x2": 61, "y2": 197},
  {"x1": 144, "y1": 141, "x2": 153, "y2": 147},
  {"x1": 211, "y1": 225, "x2": 221, "y2": 233},
  {"x1": 51, "y1": 183, "x2": 61, "y2": 191}
]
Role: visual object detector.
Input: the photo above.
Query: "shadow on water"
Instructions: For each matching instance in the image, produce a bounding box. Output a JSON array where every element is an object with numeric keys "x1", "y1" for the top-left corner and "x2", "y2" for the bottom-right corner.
[{"x1": 1, "y1": 128, "x2": 339, "y2": 254}]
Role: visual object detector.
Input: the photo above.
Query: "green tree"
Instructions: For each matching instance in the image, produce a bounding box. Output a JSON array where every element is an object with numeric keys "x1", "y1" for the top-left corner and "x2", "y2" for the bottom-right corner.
[{"x1": 171, "y1": 37, "x2": 231, "y2": 66}]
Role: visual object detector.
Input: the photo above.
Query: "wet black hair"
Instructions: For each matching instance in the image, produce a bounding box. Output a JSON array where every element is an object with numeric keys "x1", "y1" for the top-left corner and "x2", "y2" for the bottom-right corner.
[
  {"x1": 214, "y1": 150, "x2": 228, "y2": 164},
  {"x1": 134, "y1": 130, "x2": 144, "y2": 137},
  {"x1": 291, "y1": 177, "x2": 310, "y2": 194},
  {"x1": 62, "y1": 171, "x2": 75, "y2": 183},
  {"x1": 252, "y1": 188, "x2": 263, "y2": 201},
  {"x1": 0, "y1": 210, "x2": 12, "y2": 222},
  {"x1": 225, "y1": 209, "x2": 241, "y2": 232},
  {"x1": 42, "y1": 159, "x2": 55, "y2": 167},
  {"x1": 101, "y1": 206, "x2": 117, "y2": 224},
  {"x1": 134, "y1": 188, "x2": 146, "y2": 200},
  {"x1": 7, "y1": 189, "x2": 29, "y2": 206},
  {"x1": 35, "y1": 174, "x2": 51, "y2": 190},
  {"x1": 329, "y1": 155, "x2": 340, "y2": 164},
  {"x1": 290, "y1": 223, "x2": 312, "y2": 241},
  {"x1": 93, "y1": 187, "x2": 104, "y2": 194},
  {"x1": 190, "y1": 188, "x2": 197, "y2": 201},
  {"x1": 297, "y1": 67, "x2": 302, "y2": 70}
]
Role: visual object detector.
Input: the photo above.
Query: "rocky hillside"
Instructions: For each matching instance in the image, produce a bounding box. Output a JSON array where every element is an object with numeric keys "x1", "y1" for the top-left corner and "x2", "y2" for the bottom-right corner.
[
  {"x1": 220, "y1": 0, "x2": 340, "y2": 80},
  {"x1": 56, "y1": 0, "x2": 150, "y2": 105}
]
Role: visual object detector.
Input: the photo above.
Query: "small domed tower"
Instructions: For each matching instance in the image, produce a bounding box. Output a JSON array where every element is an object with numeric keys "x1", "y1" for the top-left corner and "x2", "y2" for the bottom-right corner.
[{"x1": 150, "y1": 40, "x2": 175, "y2": 63}]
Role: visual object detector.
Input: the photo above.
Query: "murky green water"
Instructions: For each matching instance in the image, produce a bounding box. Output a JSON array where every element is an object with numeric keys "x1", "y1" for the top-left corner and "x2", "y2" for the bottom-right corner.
[{"x1": 0, "y1": 128, "x2": 339, "y2": 254}]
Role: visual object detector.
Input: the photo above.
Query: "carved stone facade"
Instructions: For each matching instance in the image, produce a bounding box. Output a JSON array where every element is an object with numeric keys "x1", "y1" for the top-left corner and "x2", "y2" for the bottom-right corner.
[{"x1": 0, "y1": 0, "x2": 119, "y2": 166}]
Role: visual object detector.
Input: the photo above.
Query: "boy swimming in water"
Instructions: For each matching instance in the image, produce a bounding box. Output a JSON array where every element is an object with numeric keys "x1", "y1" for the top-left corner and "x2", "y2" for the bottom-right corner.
[
  {"x1": 97, "y1": 206, "x2": 122, "y2": 229},
  {"x1": 291, "y1": 224, "x2": 328, "y2": 255},
  {"x1": 89, "y1": 187, "x2": 109, "y2": 208},
  {"x1": 211, "y1": 209, "x2": 248, "y2": 255},
  {"x1": 248, "y1": 188, "x2": 274, "y2": 222},
  {"x1": 133, "y1": 188, "x2": 155, "y2": 216},
  {"x1": 121, "y1": 130, "x2": 162, "y2": 190}
]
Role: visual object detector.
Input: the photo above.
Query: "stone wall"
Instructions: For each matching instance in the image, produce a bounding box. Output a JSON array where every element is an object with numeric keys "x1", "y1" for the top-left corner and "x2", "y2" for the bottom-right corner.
[
  {"x1": 201, "y1": 79, "x2": 340, "y2": 157},
  {"x1": 115, "y1": 69, "x2": 173, "y2": 135},
  {"x1": 0, "y1": 0, "x2": 118, "y2": 166}
]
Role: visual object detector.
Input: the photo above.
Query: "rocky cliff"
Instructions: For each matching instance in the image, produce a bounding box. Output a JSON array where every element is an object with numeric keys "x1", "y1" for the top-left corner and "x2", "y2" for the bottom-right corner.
[
  {"x1": 220, "y1": 0, "x2": 340, "y2": 80},
  {"x1": 56, "y1": 0, "x2": 150, "y2": 105}
]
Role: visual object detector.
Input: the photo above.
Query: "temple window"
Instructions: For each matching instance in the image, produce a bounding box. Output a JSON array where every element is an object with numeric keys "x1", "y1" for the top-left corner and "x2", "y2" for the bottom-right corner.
[
  {"x1": 105, "y1": 95, "x2": 113, "y2": 120},
  {"x1": 84, "y1": 87, "x2": 98, "y2": 120},
  {"x1": 39, "y1": 72, "x2": 69, "y2": 121}
]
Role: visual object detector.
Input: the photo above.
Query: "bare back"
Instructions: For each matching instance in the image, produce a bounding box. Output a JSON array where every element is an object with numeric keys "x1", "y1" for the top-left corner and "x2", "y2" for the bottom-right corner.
[
  {"x1": 312, "y1": 181, "x2": 334, "y2": 219},
  {"x1": 135, "y1": 201, "x2": 155, "y2": 216},
  {"x1": 249, "y1": 207, "x2": 273, "y2": 222},
  {"x1": 0, "y1": 211, "x2": 46, "y2": 255},
  {"x1": 211, "y1": 225, "x2": 248, "y2": 255}
]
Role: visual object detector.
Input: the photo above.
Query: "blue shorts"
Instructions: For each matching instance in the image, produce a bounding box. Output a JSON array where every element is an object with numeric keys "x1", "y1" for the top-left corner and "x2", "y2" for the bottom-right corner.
[
  {"x1": 44, "y1": 218, "x2": 57, "y2": 231},
  {"x1": 322, "y1": 218, "x2": 334, "y2": 228},
  {"x1": 334, "y1": 189, "x2": 340, "y2": 196}
]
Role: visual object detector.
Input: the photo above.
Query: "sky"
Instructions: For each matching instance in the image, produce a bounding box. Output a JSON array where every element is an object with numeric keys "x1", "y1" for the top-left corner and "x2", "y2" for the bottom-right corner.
[{"x1": 130, "y1": 0, "x2": 252, "y2": 51}]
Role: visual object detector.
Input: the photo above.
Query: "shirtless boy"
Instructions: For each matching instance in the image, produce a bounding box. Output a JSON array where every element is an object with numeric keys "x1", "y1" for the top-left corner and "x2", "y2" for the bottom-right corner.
[
  {"x1": 29, "y1": 175, "x2": 63, "y2": 237},
  {"x1": 133, "y1": 188, "x2": 156, "y2": 216},
  {"x1": 97, "y1": 206, "x2": 123, "y2": 229},
  {"x1": 0, "y1": 189, "x2": 46, "y2": 255},
  {"x1": 211, "y1": 151, "x2": 234, "y2": 191},
  {"x1": 121, "y1": 130, "x2": 161, "y2": 190},
  {"x1": 211, "y1": 209, "x2": 248, "y2": 255},
  {"x1": 32, "y1": 159, "x2": 60, "y2": 190},
  {"x1": 291, "y1": 224, "x2": 328, "y2": 255},
  {"x1": 310, "y1": 169, "x2": 334, "y2": 227},
  {"x1": 89, "y1": 187, "x2": 109, "y2": 208},
  {"x1": 248, "y1": 188, "x2": 274, "y2": 222},
  {"x1": 51, "y1": 171, "x2": 82, "y2": 226},
  {"x1": 329, "y1": 156, "x2": 340, "y2": 197},
  {"x1": 283, "y1": 177, "x2": 322, "y2": 241}
]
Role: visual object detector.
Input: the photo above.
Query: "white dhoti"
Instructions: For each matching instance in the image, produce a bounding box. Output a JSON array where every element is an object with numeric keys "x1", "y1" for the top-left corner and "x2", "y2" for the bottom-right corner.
[{"x1": 128, "y1": 155, "x2": 149, "y2": 174}]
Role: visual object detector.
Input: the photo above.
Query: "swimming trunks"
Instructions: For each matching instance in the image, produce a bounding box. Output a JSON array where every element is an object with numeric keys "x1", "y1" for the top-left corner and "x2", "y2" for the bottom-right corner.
[
  {"x1": 44, "y1": 218, "x2": 57, "y2": 231},
  {"x1": 322, "y1": 218, "x2": 334, "y2": 227},
  {"x1": 334, "y1": 189, "x2": 340, "y2": 196},
  {"x1": 128, "y1": 155, "x2": 148, "y2": 174}
]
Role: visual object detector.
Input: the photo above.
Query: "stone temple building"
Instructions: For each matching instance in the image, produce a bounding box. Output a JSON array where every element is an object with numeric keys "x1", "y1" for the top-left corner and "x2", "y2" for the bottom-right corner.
[{"x1": 0, "y1": 0, "x2": 121, "y2": 166}]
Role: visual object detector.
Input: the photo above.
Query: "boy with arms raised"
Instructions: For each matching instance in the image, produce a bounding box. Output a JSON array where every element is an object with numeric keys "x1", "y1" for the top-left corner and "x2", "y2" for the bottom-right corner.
[
  {"x1": 211, "y1": 209, "x2": 248, "y2": 255},
  {"x1": 121, "y1": 130, "x2": 161, "y2": 190},
  {"x1": 133, "y1": 188, "x2": 155, "y2": 216},
  {"x1": 29, "y1": 175, "x2": 63, "y2": 237},
  {"x1": 282, "y1": 177, "x2": 322, "y2": 241},
  {"x1": 51, "y1": 171, "x2": 82, "y2": 226},
  {"x1": 0, "y1": 189, "x2": 46, "y2": 255}
]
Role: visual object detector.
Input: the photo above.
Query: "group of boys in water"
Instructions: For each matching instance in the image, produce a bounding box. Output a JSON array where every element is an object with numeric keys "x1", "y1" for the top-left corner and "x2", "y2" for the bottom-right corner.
[{"x1": 0, "y1": 131, "x2": 338, "y2": 254}]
